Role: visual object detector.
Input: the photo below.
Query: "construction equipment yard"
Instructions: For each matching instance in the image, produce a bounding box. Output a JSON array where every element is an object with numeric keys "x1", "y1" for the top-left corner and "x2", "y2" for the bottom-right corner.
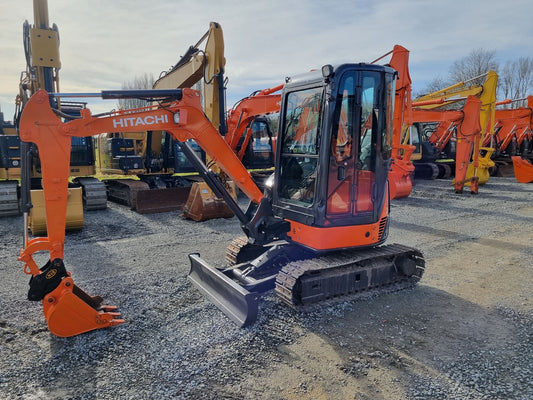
[{"x1": 0, "y1": 177, "x2": 531, "y2": 400}]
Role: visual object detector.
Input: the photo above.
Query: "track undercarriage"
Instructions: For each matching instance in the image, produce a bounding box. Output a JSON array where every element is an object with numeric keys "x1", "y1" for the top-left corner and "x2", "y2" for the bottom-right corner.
[
  {"x1": 275, "y1": 243, "x2": 424, "y2": 307},
  {"x1": 74, "y1": 177, "x2": 107, "y2": 210},
  {"x1": 189, "y1": 241, "x2": 425, "y2": 327}
]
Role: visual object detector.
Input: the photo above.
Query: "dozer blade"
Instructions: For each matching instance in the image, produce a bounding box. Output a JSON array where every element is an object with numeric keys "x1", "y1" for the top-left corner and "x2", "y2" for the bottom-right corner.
[
  {"x1": 512, "y1": 156, "x2": 533, "y2": 183},
  {"x1": 135, "y1": 186, "x2": 191, "y2": 214},
  {"x1": 188, "y1": 253, "x2": 259, "y2": 327},
  {"x1": 42, "y1": 277, "x2": 124, "y2": 337},
  {"x1": 104, "y1": 179, "x2": 150, "y2": 209}
]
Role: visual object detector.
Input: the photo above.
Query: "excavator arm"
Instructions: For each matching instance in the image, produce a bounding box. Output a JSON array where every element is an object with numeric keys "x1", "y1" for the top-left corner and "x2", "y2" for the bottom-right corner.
[
  {"x1": 225, "y1": 84, "x2": 283, "y2": 159},
  {"x1": 18, "y1": 88, "x2": 271, "y2": 337},
  {"x1": 411, "y1": 96, "x2": 482, "y2": 193},
  {"x1": 153, "y1": 21, "x2": 226, "y2": 133},
  {"x1": 21, "y1": 89, "x2": 264, "y2": 204},
  {"x1": 372, "y1": 45, "x2": 415, "y2": 199}
]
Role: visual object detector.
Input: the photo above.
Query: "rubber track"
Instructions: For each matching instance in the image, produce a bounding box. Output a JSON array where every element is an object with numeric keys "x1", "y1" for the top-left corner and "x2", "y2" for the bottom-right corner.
[
  {"x1": 225, "y1": 236, "x2": 249, "y2": 265},
  {"x1": 76, "y1": 178, "x2": 107, "y2": 210},
  {"x1": 275, "y1": 243, "x2": 425, "y2": 307}
]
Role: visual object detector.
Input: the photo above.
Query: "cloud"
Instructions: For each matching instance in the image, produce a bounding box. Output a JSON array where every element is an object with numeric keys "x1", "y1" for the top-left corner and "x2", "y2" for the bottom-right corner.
[{"x1": 1, "y1": 0, "x2": 532, "y2": 120}]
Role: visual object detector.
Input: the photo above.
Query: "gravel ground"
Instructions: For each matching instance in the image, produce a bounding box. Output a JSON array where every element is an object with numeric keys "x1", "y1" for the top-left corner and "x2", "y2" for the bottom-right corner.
[{"x1": 0, "y1": 177, "x2": 531, "y2": 400}]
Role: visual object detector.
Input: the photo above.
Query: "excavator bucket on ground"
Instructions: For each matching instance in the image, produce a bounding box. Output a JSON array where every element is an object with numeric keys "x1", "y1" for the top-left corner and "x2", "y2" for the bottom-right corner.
[
  {"x1": 182, "y1": 181, "x2": 236, "y2": 221},
  {"x1": 22, "y1": 257, "x2": 124, "y2": 337},
  {"x1": 42, "y1": 277, "x2": 124, "y2": 337},
  {"x1": 135, "y1": 187, "x2": 191, "y2": 214},
  {"x1": 188, "y1": 253, "x2": 260, "y2": 327},
  {"x1": 511, "y1": 156, "x2": 533, "y2": 183},
  {"x1": 464, "y1": 147, "x2": 495, "y2": 187}
]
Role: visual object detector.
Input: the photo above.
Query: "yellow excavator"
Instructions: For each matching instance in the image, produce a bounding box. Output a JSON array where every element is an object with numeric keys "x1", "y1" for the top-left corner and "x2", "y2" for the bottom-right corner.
[
  {"x1": 13, "y1": 0, "x2": 106, "y2": 234},
  {"x1": 95, "y1": 22, "x2": 235, "y2": 217},
  {"x1": 408, "y1": 70, "x2": 498, "y2": 186}
]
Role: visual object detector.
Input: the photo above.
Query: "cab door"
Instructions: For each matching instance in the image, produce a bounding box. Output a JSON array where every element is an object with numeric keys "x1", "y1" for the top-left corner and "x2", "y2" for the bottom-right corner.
[{"x1": 325, "y1": 70, "x2": 389, "y2": 225}]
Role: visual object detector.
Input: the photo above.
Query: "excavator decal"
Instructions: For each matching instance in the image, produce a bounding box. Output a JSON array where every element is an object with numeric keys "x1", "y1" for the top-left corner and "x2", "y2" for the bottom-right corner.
[{"x1": 112, "y1": 114, "x2": 169, "y2": 128}]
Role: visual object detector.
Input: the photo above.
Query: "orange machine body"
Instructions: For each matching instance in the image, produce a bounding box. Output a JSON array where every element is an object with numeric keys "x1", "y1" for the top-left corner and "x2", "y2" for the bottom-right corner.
[
  {"x1": 383, "y1": 45, "x2": 416, "y2": 199},
  {"x1": 411, "y1": 96, "x2": 482, "y2": 193},
  {"x1": 225, "y1": 84, "x2": 283, "y2": 161}
]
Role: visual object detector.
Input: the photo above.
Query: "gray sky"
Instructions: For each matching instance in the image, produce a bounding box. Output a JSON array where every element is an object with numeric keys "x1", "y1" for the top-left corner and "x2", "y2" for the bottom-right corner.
[{"x1": 1, "y1": 0, "x2": 532, "y2": 121}]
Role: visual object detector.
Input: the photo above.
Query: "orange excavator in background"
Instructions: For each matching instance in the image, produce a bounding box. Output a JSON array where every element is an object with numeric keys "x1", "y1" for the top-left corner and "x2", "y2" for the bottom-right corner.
[
  {"x1": 371, "y1": 45, "x2": 415, "y2": 200},
  {"x1": 410, "y1": 96, "x2": 483, "y2": 193},
  {"x1": 490, "y1": 96, "x2": 533, "y2": 182},
  {"x1": 412, "y1": 71, "x2": 498, "y2": 188},
  {"x1": 18, "y1": 57, "x2": 425, "y2": 337},
  {"x1": 225, "y1": 84, "x2": 282, "y2": 166}
]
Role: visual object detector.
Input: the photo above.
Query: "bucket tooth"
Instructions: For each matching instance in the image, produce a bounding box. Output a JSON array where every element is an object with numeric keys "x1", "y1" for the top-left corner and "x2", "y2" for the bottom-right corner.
[{"x1": 188, "y1": 253, "x2": 258, "y2": 327}]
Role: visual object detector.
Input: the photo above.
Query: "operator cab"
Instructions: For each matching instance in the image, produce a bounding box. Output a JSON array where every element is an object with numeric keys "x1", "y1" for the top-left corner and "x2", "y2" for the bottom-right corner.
[{"x1": 272, "y1": 63, "x2": 396, "y2": 248}]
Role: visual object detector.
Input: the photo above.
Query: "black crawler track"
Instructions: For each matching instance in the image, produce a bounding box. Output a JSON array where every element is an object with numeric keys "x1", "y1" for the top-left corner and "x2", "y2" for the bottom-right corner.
[{"x1": 275, "y1": 243, "x2": 425, "y2": 307}]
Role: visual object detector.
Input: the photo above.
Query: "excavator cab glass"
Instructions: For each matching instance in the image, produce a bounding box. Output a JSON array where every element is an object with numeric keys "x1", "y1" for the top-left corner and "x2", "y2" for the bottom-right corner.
[
  {"x1": 274, "y1": 65, "x2": 396, "y2": 229},
  {"x1": 278, "y1": 87, "x2": 322, "y2": 206}
]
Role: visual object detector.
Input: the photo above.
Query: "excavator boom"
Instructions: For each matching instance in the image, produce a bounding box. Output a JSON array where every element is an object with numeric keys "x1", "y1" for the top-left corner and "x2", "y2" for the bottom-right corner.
[
  {"x1": 17, "y1": 88, "x2": 266, "y2": 336},
  {"x1": 375, "y1": 45, "x2": 415, "y2": 199}
]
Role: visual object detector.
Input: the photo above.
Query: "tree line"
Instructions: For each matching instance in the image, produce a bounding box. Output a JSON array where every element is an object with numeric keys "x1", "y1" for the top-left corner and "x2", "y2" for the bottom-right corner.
[
  {"x1": 418, "y1": 48, "x2": 533, "y2": 108},
  {"x1": 123, "y1": 49, "x2": 533, "y2": 110}
]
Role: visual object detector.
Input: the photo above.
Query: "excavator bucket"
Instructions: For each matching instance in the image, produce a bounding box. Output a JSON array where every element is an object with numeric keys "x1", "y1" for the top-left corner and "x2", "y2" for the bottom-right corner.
[
  {"x1": 511, "y1": 156, "x2": 533, "y2": 183},
  {"x1": 182, "y1": 181, "x2": 236, "y2": 221},
  {"x1": 465, "y1": 147, "x2": 495, "y2": 187},
  {"x1": 188, "y1": 253, "x2": 259, "y2": 327},
  {"x1": 42, "y1": 277, "x2": 124, "y2": 337},
  {"x1": 23, "y1": 258, "x2": 124, "y2": 337},
  {"x1": 388, "y1": 144, "x2": 415, "y2": 200}
]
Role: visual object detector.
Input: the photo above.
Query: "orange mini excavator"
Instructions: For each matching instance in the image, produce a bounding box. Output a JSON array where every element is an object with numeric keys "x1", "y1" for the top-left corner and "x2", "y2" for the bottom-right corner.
[{"x1": 18, "y1": 60, "x2": 425, "y2": 336}]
